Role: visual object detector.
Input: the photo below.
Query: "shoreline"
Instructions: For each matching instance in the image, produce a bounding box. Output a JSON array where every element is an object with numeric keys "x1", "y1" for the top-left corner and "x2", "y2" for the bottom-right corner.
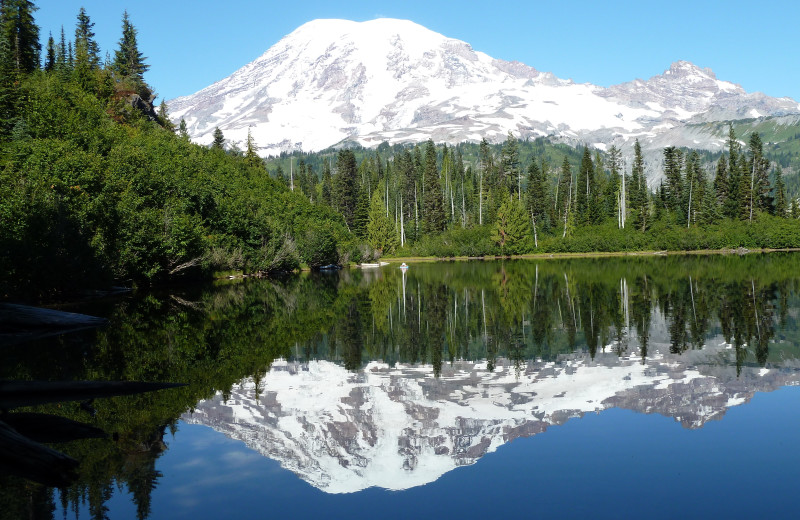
[{"x1": 381, "y1": 247, "x2": 800, "y2": 264}]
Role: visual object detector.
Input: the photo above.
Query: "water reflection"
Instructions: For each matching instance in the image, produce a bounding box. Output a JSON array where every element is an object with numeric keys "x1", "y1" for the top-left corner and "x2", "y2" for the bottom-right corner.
[
  {"x1": 2, "y1": 254, "x2": 800, "y2": 517},
  {"x1": 185, "y1": 348, "x2": 800, "y2": 493}
]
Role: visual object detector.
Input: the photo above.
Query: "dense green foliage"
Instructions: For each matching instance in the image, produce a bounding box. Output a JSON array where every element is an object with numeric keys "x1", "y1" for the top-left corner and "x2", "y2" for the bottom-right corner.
[
  {"x1": 0, "y1": 3, "x2": 349, "y2": 300},
  {"x1": 265, "y1": 127, "x2": 800, "y2": 259}
]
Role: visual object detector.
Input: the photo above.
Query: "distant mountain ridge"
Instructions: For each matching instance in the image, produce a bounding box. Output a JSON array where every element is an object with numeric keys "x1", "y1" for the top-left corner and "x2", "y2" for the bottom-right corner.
[{"x1": 169, "y1": 18, "x2": 800, "y2": 170}]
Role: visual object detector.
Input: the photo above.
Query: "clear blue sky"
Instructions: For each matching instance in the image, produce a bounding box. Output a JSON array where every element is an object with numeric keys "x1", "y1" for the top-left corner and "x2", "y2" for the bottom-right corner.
[{"x1": 36, "y1": 1, "x2": 800, "y2": 105}]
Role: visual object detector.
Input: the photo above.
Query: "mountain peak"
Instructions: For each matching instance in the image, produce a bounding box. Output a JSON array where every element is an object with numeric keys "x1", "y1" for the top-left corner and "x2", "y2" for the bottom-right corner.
[
  {"x1": 664, "y1": 60, "x2": 717, "y2": 80},
  {"x1": 169, "y1": 19, "x2": 800, "y2": 159}
]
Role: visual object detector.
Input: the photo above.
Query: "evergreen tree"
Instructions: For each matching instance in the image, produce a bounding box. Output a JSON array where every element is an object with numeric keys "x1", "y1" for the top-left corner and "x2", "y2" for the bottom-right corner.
[
  {"x1": 422, "y1": 139, "x2": 446, "y2": 234},
  {"x1": 525, "y1": 159, "x2": 549, "y2": 233},
  {"x1": 74, "y1": 7, "x2": 100, "y2": 70},
  {"x1": 773, "y1": 165, "x2": 787, "y2": 217},
  {"x1": 629, "y1": 139, "x2": 649, "y2": 231},
  {"x1": 332, "y1": 149, "x2": 358, "y2": 228},
  {"x1": 157, "y1": 100, "x2": 174, "y2": 131},
  {"x1": 575, "y1": 147, "x2": 596, "y2": 225},
  {"x1": 724, "y1": 125, "x2": 743, "y2": 219},
  {"x1": 244, "y1": 128, "x2": 260, "y2": 168},
  {"x1": 211, "y1": 127, "x2": 225, "y2": 150},
  {"x1": 747, "y1": 132, "x2": 771, "y2": 216},
  {"x1": 0, "y1": 0, "x2": 40, "y2": 74},
  {"x1": 113, "y1": 11, "x2": 150, "y2": 96},
  {"x1": 352, "y1": 185, "x2": 370, "y2": 238},
  {"x1": 366, "y1": 189, "x2": 398, "y2": 255},
  {"x1": 663, "y1": 146, "x2": 683, "y2": 212},
  {"x1": 179, "y1": 118, "x2": 190, "y2": 139},
  {"x1": 321, "y1": 158, "x2": 333, "y2": 206},
  {"x1": 500, "y1": 131, "x2": 521, "y2": 197},
  {"x1": 713, "y1": 155, "x2": 728, "y2": 206},
  {"x1": 0, "y1": 27, "x2": 15, "y2": 137},
  {"x1": 491, "y1": 196, "x2": 530, "y2": 254},
  {"x1": 43, "y1": 31, "x2": 54, "y2": 71}
]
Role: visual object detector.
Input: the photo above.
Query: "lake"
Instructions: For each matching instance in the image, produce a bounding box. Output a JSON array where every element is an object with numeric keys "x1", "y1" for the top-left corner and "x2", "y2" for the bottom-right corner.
[{"x1": 3, "y1": 254, "x2": 800, "y2": 519}]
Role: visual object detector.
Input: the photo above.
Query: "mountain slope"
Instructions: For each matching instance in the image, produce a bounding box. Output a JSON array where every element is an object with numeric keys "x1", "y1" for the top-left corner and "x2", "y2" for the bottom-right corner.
[{"x1": 169, "y1": 18, "x2": 800, "y2": 161}]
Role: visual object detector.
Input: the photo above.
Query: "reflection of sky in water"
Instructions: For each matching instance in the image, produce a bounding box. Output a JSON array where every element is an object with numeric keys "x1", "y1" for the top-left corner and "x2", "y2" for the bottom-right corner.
[{"x1": 86, "y1": 386, "x2": 800, "y2": 519}]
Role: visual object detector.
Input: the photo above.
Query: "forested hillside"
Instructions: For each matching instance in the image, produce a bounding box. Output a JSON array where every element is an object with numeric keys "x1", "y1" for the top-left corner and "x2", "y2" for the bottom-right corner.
[
  {"x1": 2, "y1": 1, "x2": 800, "y2": 303},
  {"x1": 0, "y1": 2, "x2": 347, "y2": 300}
]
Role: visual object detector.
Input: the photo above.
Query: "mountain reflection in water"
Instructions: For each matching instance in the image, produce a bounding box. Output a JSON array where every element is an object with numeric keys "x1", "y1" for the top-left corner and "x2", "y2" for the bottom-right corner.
[
  {"x1": 3, "y1": 254, "x2": 800, "y2": 518},
  {"x1": 185, "y1": 347, "x2": 799, "y2": 493}
]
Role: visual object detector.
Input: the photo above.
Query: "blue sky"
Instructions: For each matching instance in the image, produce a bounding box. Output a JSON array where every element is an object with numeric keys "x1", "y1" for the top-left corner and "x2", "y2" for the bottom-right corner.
[{"x1": 36, "y1": 1, "x2": 800, "y2": 105}]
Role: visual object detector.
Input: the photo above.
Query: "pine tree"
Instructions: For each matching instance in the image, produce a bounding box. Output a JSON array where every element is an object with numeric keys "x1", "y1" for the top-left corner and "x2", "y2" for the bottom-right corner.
[
  {"x1": 211, "y1": 127, "x2": 225, "y2": 150},
  {"x1": 422, "y1": 139, "x2": 446, "y2": 234},
  {"x1": 244, "y1": 128, "x2": 260, "y2": 168},
  {"x1": 178, "y1": 118, "x2": 189, "y2": 139},
  {"x1": 113, "y1": 11, "x2": 150, "y2": 96},
  {"x1": 1, "y1": 0, "x2": 40, "y2": 74}
]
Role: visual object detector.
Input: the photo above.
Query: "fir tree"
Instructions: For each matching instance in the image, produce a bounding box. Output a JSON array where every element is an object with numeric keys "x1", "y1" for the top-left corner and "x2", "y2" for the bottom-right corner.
[
  {"x1": 575, "y1": 147, "x2": 596, "y2": 225},
  {"x1": 366, "y1": 189, "x2": 398, "y2": 255},
  {"x1": 43, "y1": 31, "x2": 54, "y2": 71},
  {"x1": 352, "y1": 185, "x2": 370, "y2": 238},
  {"x1": 157, "y1": 100, "x2": 174, "y2": 131},
  {"x1": 0, "y1": 28, "x2": 15, "y2": 137},
  {"x1": 629, "y1": 139, "x2": 649, "y2": 231},
  {"x1": 74, "y1": 7, "x2": 100, "y2": 70},
  {"x1": 211, "y1": 127, "x2": 225, "y2": 150},
  {"x1": 321, "y1": 159, "x2": 333, "y2": 206},
  {"x1": 422, "y1": 139, "x2": 446, "y2": 234},
  {"x1": 491, "y1": 196, "x2": 530, "y2": 254},
  {"x1": 525, "y1": 159, "x2": 549, "y2": 233},
  {"x1": 244, "y1": 128, "x2": 260, "y2": 168},
  {"x1": 113, "y1": 11, "x2": 150, "y2": 96},
  {"x1": 1, "y1": 0, "x2": 40, "y2": 74},
  {"x1": 773, "y1": 165, "x2": 787, "y2": 217},
  {"x1": 332, "y1": 149, "x2": 358, "y2": 228}
]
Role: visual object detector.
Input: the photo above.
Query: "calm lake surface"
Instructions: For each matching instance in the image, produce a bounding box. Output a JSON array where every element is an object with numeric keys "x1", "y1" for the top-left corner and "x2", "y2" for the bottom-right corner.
[{"x1": 3, "y1": 254, "x2": 800, "y2": 519}]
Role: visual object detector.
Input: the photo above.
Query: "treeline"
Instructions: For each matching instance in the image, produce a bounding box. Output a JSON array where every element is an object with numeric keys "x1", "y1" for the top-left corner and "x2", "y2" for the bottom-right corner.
[
  {"x1": 0, "y1": 2, "x2": 350, "y2": 300},
  {"x1": 256, "y1": 127, "x2": 800, "y2": 258}
]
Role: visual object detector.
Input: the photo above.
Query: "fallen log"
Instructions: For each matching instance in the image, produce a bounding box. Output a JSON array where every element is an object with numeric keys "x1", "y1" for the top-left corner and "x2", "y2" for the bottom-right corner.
[
  {"x1": 0, "y1": 380, "x2": 186, "y2": 410},
  {"x1": 0, "y1": 303, "x2": 107, "y2": 330},
  {"x1": 0, "y1": 419, "x2": 79, "y2": 488},
  {"x1": 1, "y1": 412, "x2": 106, "y2": 443}
]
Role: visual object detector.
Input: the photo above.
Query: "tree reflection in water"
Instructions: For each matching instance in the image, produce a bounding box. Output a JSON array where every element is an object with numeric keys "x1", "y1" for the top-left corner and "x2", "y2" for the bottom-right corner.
[{"x1": 2, "y1": 254, "x2": 800, "y2": 518}]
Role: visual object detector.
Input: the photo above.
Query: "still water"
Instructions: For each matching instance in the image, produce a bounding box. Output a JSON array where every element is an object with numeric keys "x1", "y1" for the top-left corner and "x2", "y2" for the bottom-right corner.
[{"x1": 3, "y1": 254, "x2": 800, "y2": 519}]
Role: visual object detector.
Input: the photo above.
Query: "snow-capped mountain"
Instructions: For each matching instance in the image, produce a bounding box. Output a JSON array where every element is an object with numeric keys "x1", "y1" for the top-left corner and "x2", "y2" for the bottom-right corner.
[
  {"x1": 183, "y1": 342, "x2": 800, "y2": 494},
  {"x1": 169, "y1": 18, "x2": 800, "y2": 163}
]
